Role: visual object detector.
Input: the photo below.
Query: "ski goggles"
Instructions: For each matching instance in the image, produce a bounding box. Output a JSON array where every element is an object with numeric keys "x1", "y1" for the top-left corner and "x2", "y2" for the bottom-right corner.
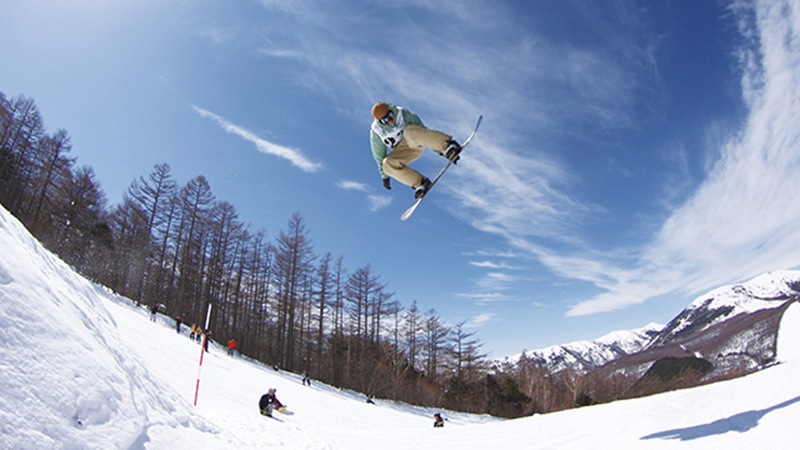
[{"x1": 379, "y1": 110, "x2": 395, "y2": 125}]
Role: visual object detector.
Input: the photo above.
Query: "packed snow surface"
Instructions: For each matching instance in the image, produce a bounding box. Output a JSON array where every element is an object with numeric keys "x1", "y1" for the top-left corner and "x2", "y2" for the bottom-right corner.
[{"x1": 1, "y1": 204, "x2": 800, "y2": 449}]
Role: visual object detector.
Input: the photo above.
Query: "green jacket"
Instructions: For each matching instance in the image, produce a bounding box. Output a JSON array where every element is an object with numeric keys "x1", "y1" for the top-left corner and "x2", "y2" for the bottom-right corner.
[{"x1": 370, "y1": 104, "x2": 424, "y2": 179}]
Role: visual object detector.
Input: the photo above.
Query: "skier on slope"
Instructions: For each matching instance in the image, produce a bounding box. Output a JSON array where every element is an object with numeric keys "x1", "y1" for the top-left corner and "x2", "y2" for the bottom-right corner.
[{"x1": 370, "y1": 102, "x2": 462, "y2": 199}]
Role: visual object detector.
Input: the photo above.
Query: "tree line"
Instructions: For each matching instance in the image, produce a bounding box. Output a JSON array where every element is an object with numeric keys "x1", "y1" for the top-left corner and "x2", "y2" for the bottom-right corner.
[{"x1": 1, "y1": 91, "x2": 546, "y2": 416}]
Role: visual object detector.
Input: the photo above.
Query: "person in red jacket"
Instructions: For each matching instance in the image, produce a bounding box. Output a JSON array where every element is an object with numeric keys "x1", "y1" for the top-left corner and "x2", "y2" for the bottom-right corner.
[{"x1": 227, "y1": 339, "x2": 236, "y2": 357}]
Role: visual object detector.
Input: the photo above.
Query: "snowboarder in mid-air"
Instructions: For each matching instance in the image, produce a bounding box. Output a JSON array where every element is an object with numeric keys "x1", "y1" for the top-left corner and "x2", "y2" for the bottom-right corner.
[
  {"x1": 370, "y1": 102, "x2": 462, "y2": 199},
  {"x1": 259, "y1": 388, "x2": 285, "y2": 417}
]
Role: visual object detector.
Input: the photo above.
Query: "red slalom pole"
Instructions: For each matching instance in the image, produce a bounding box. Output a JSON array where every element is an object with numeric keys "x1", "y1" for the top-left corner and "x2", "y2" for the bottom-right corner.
[{"x1": 193, "y1": 303, "x2": 213, "y2": 406}]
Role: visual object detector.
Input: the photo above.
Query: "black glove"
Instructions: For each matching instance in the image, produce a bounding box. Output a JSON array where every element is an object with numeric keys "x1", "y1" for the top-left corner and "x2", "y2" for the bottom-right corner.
[{"x1": 382, "y1": 177, "x2": 391, "y2": 190}]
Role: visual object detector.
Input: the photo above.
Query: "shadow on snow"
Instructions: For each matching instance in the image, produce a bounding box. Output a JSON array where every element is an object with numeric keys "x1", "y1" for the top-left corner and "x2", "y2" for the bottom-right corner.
[{"x1": 641, "y1": 396, "x2": 800, "y2": 442}]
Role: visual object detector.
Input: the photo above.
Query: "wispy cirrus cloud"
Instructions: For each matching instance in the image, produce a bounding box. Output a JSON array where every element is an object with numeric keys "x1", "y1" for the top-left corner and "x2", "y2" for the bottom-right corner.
[
  {"x1": 248, "y1": 0, "x2": 800, "y2": 320},
  {"x1": 193, "y1": 106, "x2": 322, "y2": 173},
  {"x1": 469, "y1": 260, "x2": 516, "y2": 270},
  {"x1": 336, "y1": 180, "x2": 368, "y2": 192},
  {"x1": 561, "y1": 0, "x2": 800, "y2": 316},
  {"x1": 455, "y1": 292, "x2": 511, "y2": 306},
  {"x1": 466, "y1": 313, "x2": 496, "y2": 328},
  {"x1": 336, "y1": 180, "x2": 392, "y2": 212},
  {"x1": 366, "y1": 195, "x2": 392, "y2": 212},
  {"x1": 438, "y1": 0, "x2": 800, "y2": 319}
]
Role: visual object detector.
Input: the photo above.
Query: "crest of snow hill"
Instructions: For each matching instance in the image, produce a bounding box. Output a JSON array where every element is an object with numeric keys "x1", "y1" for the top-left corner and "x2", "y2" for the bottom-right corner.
[{"x1": 500, "y1": 271, "x2": 800, "y2": 397}]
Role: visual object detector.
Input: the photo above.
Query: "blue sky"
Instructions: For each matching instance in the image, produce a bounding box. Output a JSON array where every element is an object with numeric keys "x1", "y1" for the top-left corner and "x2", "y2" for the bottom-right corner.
[{"x1": 3, "y1": 0, "x2": 800, "y2": 357}]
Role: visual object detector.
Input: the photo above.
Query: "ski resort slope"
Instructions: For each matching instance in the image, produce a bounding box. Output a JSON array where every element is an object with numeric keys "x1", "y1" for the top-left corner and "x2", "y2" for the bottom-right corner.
[{"x1": 1, "y1": 203, "x2": 799, "y2": 449}]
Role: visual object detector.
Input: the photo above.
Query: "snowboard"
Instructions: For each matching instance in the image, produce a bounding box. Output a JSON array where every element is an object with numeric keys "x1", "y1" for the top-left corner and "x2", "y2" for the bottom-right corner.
[
  {"x1": 261, "y1": 411, "x2": 283, "y2": 422},
  {"x1": 401, "y1": 115, "x2": 483, "y2": 220}
]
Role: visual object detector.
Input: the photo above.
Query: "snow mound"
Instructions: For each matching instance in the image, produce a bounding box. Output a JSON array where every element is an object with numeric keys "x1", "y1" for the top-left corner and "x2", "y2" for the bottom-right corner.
[
  {"x1": 0, "y1": 207, "x2": 213, "y2": 449},
  {"x1": 777, "y1": 302, "x2": 800, "y2": 363}
]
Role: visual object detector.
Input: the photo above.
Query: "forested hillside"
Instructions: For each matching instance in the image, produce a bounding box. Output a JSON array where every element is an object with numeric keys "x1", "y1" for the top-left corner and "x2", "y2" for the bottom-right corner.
[{"x1": 1, "y1": 91, "x2": 533, "y2": 414}]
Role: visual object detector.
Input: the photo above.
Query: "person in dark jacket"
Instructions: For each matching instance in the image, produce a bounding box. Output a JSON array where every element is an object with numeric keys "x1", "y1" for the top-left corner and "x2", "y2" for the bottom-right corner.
[
  {"x1": 433, "y1": 413, "x2": 444, "y2": 428},
  {"x1": 204, "y1": 329, "x2": 211, "y2": 352},
  {"x1": 259, "y1": 388, "x2": 284, "y2": 417}
]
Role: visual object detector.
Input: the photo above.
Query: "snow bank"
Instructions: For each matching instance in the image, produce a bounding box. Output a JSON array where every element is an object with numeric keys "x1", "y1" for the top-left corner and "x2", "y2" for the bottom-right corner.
[
  {"x1": 777, "y1": 302, "x2": 800, "y2": 362},
  {"x1": 0, "y1": 207, "x2": 213, "y2": 449}
]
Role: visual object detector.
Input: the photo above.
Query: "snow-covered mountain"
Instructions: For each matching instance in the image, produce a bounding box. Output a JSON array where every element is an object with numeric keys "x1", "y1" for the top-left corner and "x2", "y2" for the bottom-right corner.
[
  {"x1": 497, "y1": 323, "x2": 663, "y2": 374},
  {"x1": 500, "y1": 271, "x2": 800, "y2": 382},
  {"x1": 589, "y1": 270, "x2": 800, "y2": 396},
  {"x1": 649, "y1": 270, "x2": 800, "y2": 348}
]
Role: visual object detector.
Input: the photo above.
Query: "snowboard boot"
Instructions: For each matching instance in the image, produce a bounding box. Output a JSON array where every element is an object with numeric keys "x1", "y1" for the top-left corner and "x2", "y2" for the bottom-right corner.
[
  {"x1": 415, "y1": 177, "x2": 432, "y2": 199},
  {"x1": 445, "y1": 139, "x2": 462, "y2": 164}
]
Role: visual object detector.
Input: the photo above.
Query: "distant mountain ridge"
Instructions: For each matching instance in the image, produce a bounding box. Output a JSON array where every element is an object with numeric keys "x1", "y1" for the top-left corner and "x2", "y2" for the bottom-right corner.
[
  {"x1": 498, "y1": 323, "x2": 664, "y2": 375},
  {"x1": 500, "y1": 270, "x2": 800, "y2": 383},
  {"x1": 648, "y1": 270, "x2": 800, "y2": 349}
]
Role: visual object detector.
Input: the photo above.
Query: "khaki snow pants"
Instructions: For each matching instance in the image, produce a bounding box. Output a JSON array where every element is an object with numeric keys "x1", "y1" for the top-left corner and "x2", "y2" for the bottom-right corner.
[{"x1": 383, "y1": 125, "x2": 451, "y2": 188}]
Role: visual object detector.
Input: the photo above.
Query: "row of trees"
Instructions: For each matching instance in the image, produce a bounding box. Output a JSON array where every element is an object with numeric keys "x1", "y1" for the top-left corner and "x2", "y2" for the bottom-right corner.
[{"x1": 2, "y1": 91, "x2": 548, "y2": 415}]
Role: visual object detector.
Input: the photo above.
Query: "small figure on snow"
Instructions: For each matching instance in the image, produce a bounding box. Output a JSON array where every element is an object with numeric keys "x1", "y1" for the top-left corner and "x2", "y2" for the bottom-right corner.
[
  {"x1": 259, "y1": 388, "x2": 285, "y2": 417},
  {"x1": 302, "y1": 370, "x2": 311, "y2": 386},
  {"x1": 149, "y1": 304, "x2": 157, "y2": 322},
  {"x1": 227, "y1": 339, "x2": 236, "y2": 357},
  {"x1": 370, "y1": 102, "x2": 461, "y2": 199},
  {"x1": 190, "y1": 324, "x2": 197, "y2": 340},
  {"x1": 204, "y1": 329, "x2": 211, "y2": 352},
  {"x1": 433, "y1": 413, "x2": 444, "y2": 428},
  {"x1": 175, "y1": 316, "x2": 182, "y2": 333}
]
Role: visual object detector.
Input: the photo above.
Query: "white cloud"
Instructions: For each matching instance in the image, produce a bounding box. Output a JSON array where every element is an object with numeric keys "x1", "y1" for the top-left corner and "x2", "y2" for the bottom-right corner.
[
  {"x1": 562, "y1": 0, "x2": 800, "y2": 316},
  {"x1": 366, "y1": 195, "x2": 392, "y2": 212},
  {"x1": 336, "y1": 180, "x2": 391, "y2": 212},
  {"x1": 466, "y1": 313, "x2": 496, "y2": 328},
  {"x1": 455, "y1": 292, "x2": 510, "y2": 305},
  {"x1": 193, "y1": 106, "x2": 322, "y2": 173},
  {"x1": 258, "y1": 48, "x2": 306, "y2": 60},
  {"x1": 242, "y1": 0, "x2": 800, "y2": 319},
  {"x1": 336, "y1": 180, "x2": 368, "y2": 192},
  {"x1": 469, "y1": 260, "x2": 515, "y2": 270}
]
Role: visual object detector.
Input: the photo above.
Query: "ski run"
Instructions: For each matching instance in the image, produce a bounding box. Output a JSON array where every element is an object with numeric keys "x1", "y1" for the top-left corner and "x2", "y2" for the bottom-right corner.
[{"x1": 1, "y1": 204, "x2": 800, "y2": 449}]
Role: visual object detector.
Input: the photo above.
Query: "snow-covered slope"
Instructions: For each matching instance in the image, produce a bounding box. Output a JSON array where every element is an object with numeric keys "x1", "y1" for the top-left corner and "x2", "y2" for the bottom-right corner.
[
  {"x1": 498, "y1": 323, "x2": 663, "y2": 374},
  {"x1": 0, "y1": 204, "x2": 222, "y2": 448},
  {"x1": 2, "y1": 203, "x2": 800, "y2": 449}
]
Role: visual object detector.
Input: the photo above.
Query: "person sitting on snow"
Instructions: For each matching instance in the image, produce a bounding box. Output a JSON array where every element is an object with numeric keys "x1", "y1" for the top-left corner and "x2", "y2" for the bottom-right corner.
[
  {"x1": 259, "y1": 388, "x2": 284, "y2": 417},
  {"x1": 433, "y1": 412, "x2": 445, "y2": 428}
]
